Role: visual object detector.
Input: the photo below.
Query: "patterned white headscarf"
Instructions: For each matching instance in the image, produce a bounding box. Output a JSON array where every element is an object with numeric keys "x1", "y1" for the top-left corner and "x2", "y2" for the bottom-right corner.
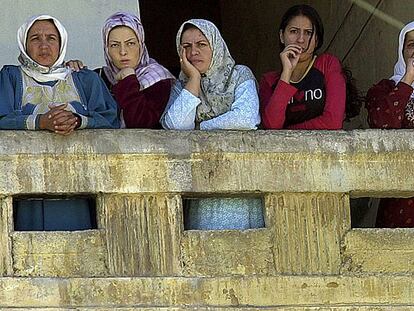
[
  {"x1": 102, "y1": 12, "x2": 174, "y2": 89},
  {"x1": 17, "y1": 15, "x2": 71, "y2": 82},
  {"x1": 176, "y1": 19, "x2": 255, "y2": 122},
  {"x1": 390, "y1": 21, "x2": 414, "y2": 98}
]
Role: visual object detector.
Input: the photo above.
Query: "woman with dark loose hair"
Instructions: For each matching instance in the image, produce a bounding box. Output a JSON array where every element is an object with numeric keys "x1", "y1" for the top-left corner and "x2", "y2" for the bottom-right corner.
[{"x1": 260, "y1": 4, "x2": 361, "y2": 129}]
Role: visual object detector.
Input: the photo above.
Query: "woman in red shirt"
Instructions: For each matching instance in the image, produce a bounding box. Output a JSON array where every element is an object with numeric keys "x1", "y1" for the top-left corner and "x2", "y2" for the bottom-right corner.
[
  {"x1": 260, "y1": 5, "x2": 360, "y2": 130},
  {"x1": 366, "y1": 21, "x2": 414, "y2": 227}
]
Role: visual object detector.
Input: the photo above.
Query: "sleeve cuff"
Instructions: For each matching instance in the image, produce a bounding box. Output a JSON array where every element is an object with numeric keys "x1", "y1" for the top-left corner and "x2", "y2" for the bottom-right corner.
[
  {"x1": 26, "y1": 115, "x2": 37, "y2": 130},
  {"x1": 181, "y1": 88, "x2": 201, "y2": 106},
  {"x1": 78, "y1": 114, "x2": 88, "y2": 129}
]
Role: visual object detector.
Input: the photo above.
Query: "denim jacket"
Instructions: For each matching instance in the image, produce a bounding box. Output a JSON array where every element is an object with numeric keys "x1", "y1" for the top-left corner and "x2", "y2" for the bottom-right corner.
[{"x1": 0, "y1": 65, "x2": 120, "y2": 130}]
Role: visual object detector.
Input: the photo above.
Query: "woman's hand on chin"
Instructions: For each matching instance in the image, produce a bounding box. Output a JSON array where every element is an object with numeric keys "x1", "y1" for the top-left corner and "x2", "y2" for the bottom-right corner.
[
  {"x1": 402, "y1": 56, "x2": 414, "y2": 86},
  {"x1": 179, "y1": 47, "x2": 201, "y2": 81},
  {"x1": 280, "y1": 44, "x2": 302, "y2": 83},
  {"x1": 115, "y1": 68, "x2": 136, "y2": 81}
]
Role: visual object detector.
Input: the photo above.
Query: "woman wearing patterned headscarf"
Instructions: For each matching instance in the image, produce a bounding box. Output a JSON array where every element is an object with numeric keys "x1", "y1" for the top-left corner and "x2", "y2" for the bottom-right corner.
[
  {"x1": 0, "y1": 14, "x2": 119, "y2": 133},
  {"x1": 366, "y1": 21, "x2": 414, "y2": 228},
  {"x1": 96, "y1": 12, "x2": 175, "y2": 128},
  {"x1": 160, "y1": 19, "x2": 260, "y2": 130},
  {"x1": 161, "y1": 19, "x2": 263, "y2": 231}
]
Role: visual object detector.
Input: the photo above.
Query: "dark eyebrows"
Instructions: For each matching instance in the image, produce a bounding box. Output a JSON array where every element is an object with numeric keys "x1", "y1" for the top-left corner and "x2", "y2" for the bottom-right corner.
[
  {"x1": 182, "y1": 39, "x2": 208, "y2": 45},
  {"x1": 28, "y1": 33, "x2": 58, "y2": 39},
  {"x1": 288, "y1": 26, "x2": 313, "y2": 31},
  {"x1": 109, "y1": 37, "x2": 137, "y2": 44}
]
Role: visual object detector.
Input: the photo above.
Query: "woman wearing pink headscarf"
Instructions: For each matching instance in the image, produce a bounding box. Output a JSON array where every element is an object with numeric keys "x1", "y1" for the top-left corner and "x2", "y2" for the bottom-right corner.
[{"x1": 96, "y1": 12, "x2": 175, "y2": 128}]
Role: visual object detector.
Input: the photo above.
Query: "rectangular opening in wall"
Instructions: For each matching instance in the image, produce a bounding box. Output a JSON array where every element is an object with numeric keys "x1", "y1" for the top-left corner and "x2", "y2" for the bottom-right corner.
[
  {"x1": 13, "y1": 195, "x2": 97, "y2": 231},
  {"x1": 182, "y1": 196, "x2": 265, "y2": 230},
  {"x1": 351, "y1": 196, "x2": 414, "y2": 228}
]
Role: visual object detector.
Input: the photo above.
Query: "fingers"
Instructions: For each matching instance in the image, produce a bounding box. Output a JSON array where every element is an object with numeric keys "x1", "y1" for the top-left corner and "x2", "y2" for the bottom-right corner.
[
  {"x1": 65, "y1": 60, "x2": 85, "y2": 72},
  {"x1": 54, "y1": 124, "x2": 76, "y2": 135},
  {"x1": 282, "y1": 45, "x2": 302, "y2": 58},
  {"x1": 115, "y1": 68, "x2": 135, "y2": 81},
  {"x1": 47, "y1": 103, "x2": 68, "y2": 119},
  {"x1": 52, "y1": 117, "x2": 77, "y2": 134},
  {"x1": 179, "y1": 47, "x2": 185, "y2": 65}
]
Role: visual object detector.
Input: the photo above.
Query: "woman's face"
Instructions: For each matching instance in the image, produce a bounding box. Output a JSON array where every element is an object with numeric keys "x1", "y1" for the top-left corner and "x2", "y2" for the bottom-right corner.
[
  {"x1": 280, "y1": 15, "x2": 317, "y2": 62},
  {"x1": 181, "y1": 27, "x2": 212, "y2": 74},
  {"x1": 108, "y1": 26, "x2": 141, "y2": 70},
  {"x1": 26, "y1": 20, "x2": 60, "y2": 67},
  {"x1": 403, "y1": 30, "x2": 414, "y2": 63}
]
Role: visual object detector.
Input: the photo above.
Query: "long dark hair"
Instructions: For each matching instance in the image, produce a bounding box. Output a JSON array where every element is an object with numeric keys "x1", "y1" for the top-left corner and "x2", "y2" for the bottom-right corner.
[
  {"x1": 279, "y1": 4, "x2": 324, "y2": 53},
  {"x1": 279, "y1": 4, "x2": 362, "y2": 122}
]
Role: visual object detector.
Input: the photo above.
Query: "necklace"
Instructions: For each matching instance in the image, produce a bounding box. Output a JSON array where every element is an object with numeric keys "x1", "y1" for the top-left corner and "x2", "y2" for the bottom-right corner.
[{"x1": 290, "y1": 55, "x2": 317, "y2": 84}]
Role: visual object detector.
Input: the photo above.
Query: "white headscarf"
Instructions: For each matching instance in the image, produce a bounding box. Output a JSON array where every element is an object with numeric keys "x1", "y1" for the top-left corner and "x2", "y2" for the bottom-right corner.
[
  {"x1": 390, "y1": 21, "x2": 414, "y2": 97},
  {"x1": 17, "y1": 14, "x2": 71, "y2": 82}
]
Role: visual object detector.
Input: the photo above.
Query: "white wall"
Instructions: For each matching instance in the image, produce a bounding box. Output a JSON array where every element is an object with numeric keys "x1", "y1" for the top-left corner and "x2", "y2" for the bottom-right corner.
[{"x1": 0, "y1": 0, "x2": 139, "y2": 68}]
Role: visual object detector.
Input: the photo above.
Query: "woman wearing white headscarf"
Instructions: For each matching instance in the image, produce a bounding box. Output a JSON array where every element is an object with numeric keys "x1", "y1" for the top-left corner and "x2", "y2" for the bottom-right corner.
[
  {"x1": 1, "y1": 15, "x2": 119, "y2": 231},
  {"x1": 161, "y1": 19, "x2": 263, "y2": 231},
  {"x1": 161, "y1": 19, "x2": 260, "y2": 130},
  {"x1": 366, "y1": 21, "x2": 414, "y2": 228},
  {"x1": 0, "y1": 14, "x2": 119, "y2": 133}
]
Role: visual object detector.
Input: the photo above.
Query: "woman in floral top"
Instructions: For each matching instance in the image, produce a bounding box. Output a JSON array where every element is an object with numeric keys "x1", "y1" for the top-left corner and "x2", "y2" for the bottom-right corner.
[{"x1": 366, "y1": 21, "x2": 414, "y2": 227}]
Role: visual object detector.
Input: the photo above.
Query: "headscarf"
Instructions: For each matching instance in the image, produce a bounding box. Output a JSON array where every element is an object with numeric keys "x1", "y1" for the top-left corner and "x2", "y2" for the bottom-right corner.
[
  {"x1": 102, "y1": 12, "x2": 174, "y2": 89},
  {"x1": 17, "y1": 15, "x2": 71, "y2": 83},
  {"x1": 176, "y1": 19, "x2": 255, "y2": 122},
  {"x1": 390, "y1": 21, "x2": 414, "y2": 98}
]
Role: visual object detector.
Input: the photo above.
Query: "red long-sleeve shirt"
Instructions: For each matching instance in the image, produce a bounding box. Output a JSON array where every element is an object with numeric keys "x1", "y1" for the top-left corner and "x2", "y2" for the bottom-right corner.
[
  {"x1": 111, "y1": 75, "x2": 173, "y2": 129},
  {"x1": 259, "y1": 53, "x2": 346, "y2": 130}
]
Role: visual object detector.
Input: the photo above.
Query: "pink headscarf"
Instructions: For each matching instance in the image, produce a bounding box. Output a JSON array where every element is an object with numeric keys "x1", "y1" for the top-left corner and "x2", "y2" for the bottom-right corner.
[{"x1": 102, "y1": 12, "x2": 174, "y2": 89}]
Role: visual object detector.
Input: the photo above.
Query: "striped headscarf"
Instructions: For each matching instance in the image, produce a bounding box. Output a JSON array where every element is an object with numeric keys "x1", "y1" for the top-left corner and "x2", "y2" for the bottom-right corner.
[{"x1": 102, "y1": 12, "x2": 174, "y2": 89}]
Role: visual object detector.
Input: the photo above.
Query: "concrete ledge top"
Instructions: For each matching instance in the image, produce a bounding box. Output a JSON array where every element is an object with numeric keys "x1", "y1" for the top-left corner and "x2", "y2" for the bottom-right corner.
[
  {"x1": 0, "y1": 275, "x2": 414, "y2": 308},
  {"x1": 1, "y1": 129, "x2": 413, "y2": 194},
  {"x1": 1, "y1": 129, "x2": 413, "y2": 155}
]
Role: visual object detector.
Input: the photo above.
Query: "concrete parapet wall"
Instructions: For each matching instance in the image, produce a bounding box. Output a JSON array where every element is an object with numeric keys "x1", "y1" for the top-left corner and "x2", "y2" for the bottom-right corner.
[
  {"x1": 1, "y1": 130, "x2": 414, "y2": 308},
  {"x1": 1, "y1": 129, "x2": 414, "y2": 194}
]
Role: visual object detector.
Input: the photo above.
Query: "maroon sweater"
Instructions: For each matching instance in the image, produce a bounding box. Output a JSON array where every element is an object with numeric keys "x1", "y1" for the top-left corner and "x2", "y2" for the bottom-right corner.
[
  {"x1": 97, "y1": 69, "x2": 173, "y2": 129},
  {"x1": 366, "y1": 79, "x2": 414, "y2": 228}
]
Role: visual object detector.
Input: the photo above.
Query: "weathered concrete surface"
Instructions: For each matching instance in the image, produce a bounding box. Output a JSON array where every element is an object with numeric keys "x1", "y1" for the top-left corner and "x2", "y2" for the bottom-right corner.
[
  {"x1": 267, "y1": 193, "x2": 350, "y2": 275},
  {"x1": 12, "y1": 230, "x2": 107, "y2": 277},
  {"x1": 2, "y1": 130, "x2": 414, "y2": 308},
  {"x1": 1, "y1": 276, "x2": 414, "y2": 308},
  {"x1": 102, "y1": 194, "x2": 182, "y2": 276},
  {"x1": 181, "y1": 229, "x2": 274, "y2": 276},
  {"x1": 1, "y1": 130, "x2": 414, "y2": 195},
  {"x1": 342, "y1": 228, "x2": 414, "y2": 274},
  {"x1": 7, "y1": 308, "x2": 414, "y2": 311},
  {"x1": 0, "y1": 197, "x2": 12, "y2": 276}
]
